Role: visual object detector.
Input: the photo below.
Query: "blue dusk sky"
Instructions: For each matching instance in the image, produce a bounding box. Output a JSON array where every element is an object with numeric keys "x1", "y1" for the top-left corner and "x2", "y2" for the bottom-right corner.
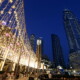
[{"x1": 24, "y1": 0, "x2": 80, "y2": 65}]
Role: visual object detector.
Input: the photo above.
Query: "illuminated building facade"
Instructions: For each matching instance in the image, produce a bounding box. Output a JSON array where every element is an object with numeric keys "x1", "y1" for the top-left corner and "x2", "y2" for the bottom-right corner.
[{"x1": 0, "y1": 0, "x2": 38, "y2": 72}]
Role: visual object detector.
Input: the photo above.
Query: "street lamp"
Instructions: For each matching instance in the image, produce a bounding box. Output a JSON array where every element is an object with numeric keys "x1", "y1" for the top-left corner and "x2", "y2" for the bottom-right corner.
[{"x1": 37, "y1": 39, "x2": 42, "y2": 45}]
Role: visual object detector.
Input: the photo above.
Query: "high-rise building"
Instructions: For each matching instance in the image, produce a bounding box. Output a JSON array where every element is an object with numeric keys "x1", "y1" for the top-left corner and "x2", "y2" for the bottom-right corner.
[
  {"x1": 30, "y1": 34, "x2": 35, "y2": 51},
  {"x1": 64, "y1": 9, "x2": 80, "y2": 69},
  {"x1": 64, "y1": 9, "x2": 80, "y2": 53},
  {"x1": 51, "y1": 34, "x2": 65, "y2": 68}
]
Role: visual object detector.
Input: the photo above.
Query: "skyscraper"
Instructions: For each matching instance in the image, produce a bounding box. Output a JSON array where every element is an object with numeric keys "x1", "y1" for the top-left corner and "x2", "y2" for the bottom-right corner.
[
  {"x1": 64, "y1": 9, "x2": 80, "y2": 69},
  {"x1": 51, "y1": 34, "x2": 65, "y2": 68},
  {"x1": 64, "y1": 9, "x2": 80, "y2": 53},
  {"x1": 30, "y1": 34, "x2": 35, "y2": 51}
]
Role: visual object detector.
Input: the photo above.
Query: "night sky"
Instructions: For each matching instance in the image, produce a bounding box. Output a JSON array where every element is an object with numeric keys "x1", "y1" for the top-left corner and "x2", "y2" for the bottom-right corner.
[{"x1": 24, "y1": 0, "x2": 80, "y2": 65}]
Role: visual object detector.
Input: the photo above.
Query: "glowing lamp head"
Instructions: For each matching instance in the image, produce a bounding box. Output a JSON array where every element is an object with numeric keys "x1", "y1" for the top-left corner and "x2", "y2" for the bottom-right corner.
[
  {"x1": 73, "y1": 70, "x2": 76, "y2": 73},
  {"x1": 57, "y1": 65, "x2": 63, "y2": 69},
  {"x1": 37, "y1": 39, "x2": 42, "y2": 45}
]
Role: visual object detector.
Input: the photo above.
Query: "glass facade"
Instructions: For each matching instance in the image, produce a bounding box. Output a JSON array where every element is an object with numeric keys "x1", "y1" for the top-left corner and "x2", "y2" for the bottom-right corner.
[
  {"x1": 51, "y1": 34, "x2": 65, "y2": 68},
  {"x1": 64, "y1": 10, "x2": 80, "y2": 53}
]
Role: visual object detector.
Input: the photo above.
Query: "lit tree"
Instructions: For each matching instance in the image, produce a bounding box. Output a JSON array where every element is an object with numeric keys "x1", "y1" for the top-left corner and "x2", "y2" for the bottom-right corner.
[{"x1": 0, "y1": 0, "x2": 37, "y2": 71}]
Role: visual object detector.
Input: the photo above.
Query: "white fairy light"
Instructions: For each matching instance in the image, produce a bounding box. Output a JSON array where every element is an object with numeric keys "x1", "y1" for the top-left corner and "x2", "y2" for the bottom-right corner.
[
  {"x1": 8, "y1": 11, "x2": 12, "y2": 14},
  {"x1": 9, "y1": 20, "x2": 12, "y2": 23},
  {"x1": 9, "y1": 0, "x2": 13, "y2": 3},
  {"x1": 0, "y1": 0, "x2": 4, "y2": 3},
  {"x1": 0, "y1": 10, "x2": 4, "y2": 14},
  {"x1": 12, "y1": 5, "x2": 15, "y2": 9},
  {"x1": 2, "y1": 21, "x2": 6, "y2": 25}
]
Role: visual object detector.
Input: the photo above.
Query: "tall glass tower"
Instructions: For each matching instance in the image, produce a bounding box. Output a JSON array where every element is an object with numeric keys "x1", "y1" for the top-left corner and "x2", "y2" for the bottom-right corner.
[
  {"x1": 64, "y1": 10, "x2": 80, "y2": 69},
  {"x1": 64, "y1": 9, "x2": 80, "y2": 53},
  {"x1": 51, "y1": 34, "x2": 65, "y2": 68},
  {"x1": 30, "y1": 34, "x2": 35, "y2": 51}
]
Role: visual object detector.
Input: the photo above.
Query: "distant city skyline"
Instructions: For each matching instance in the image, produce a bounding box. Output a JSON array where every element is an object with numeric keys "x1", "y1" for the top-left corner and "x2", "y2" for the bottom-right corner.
[{"x1": 24, "y1": 0, "x2": 80, "y2": 65}]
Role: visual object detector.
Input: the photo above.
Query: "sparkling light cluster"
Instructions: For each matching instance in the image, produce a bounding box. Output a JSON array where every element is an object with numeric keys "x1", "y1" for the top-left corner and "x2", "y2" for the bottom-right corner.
[{"x1": 0, "y1": 0, "x2": 37, "y2": 68}]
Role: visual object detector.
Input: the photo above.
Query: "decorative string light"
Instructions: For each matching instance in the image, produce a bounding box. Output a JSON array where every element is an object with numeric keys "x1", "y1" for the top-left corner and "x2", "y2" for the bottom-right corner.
[
  {"x1": 9, "y1": 0, "x2": 13, "y2": 3},
  {"x1": 0, "y1": 0, "x2": 37, "y2": 68},
  {"x1": 0, "y1": 0, "x2": 4, "y2": 4},
  {"x1": 0, "y1": 10, "x2": 4, "y2": 14},
  {"x1": 0, "y1": 0, "x2": 18, "y2": 16},
  {"x1": 11, "y1": 5, "x2": 15, "y2": 9},
  {"x1": 9, "y1": 20, "x2": 12, "y2": 23},
  {"x1": 8, "y1": 11, "x2": 12, "y2": 14}
]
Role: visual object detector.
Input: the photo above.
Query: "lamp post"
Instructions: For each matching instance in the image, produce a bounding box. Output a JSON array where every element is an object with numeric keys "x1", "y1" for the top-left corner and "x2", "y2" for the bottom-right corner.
[
  {"x1": 36, "y1": 39, "x2": 42, "y2": 74},
  {"x1": 37, "y1": 39, "x2": 42, "y2": 68}
]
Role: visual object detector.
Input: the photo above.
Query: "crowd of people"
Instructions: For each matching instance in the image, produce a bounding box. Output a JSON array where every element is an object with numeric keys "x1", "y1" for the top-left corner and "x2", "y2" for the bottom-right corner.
[
  {"x1": 0, "y1": 71, "x2": 40, "y2": 80},
  {"x1": 0, "y1": 70, "x2": 80, "y2": 80},
  {"x1": 0, "y1": 71, "x2": 15, "y2": 80}
]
